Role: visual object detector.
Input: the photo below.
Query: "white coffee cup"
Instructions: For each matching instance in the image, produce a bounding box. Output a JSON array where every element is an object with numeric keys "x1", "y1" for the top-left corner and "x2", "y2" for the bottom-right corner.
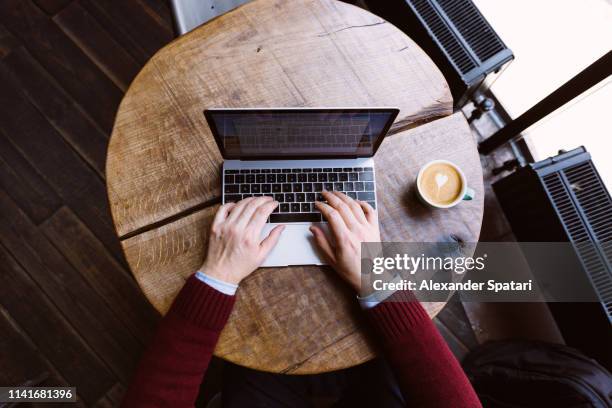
[{"x1": 416, "y1": 160, "x2": 474, "y2": 209}]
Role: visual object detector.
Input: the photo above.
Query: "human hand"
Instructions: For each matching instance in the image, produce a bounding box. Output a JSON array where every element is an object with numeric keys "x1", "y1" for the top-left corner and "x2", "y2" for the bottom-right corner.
[
  {"x1": 200, "y1": 197, "x2": 285, "y2": 285},
  {"x1": 310, "y1": 191, "x2": 380, "y2": 292}
]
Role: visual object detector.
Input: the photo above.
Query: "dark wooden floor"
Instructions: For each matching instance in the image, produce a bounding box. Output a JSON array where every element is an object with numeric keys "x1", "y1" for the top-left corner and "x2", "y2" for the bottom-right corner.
[
  {"x1": 0, "y1": 1, "x2": 173, "y2": 406},
  {"x1": 0, "y1": 1, "x2": 496, "y2": 406}
]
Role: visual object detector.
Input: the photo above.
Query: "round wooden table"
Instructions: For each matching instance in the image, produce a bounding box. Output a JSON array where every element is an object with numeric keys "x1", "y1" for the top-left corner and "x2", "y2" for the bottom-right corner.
[{"x1": 107, "y1": 0, "x2": 484, "y2": 374}]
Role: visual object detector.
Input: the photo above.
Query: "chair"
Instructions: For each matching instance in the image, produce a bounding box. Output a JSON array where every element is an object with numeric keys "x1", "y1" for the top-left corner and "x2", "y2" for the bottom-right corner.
[{"x1": 170, "y1": 0, "x2": 253, "y2": 36}]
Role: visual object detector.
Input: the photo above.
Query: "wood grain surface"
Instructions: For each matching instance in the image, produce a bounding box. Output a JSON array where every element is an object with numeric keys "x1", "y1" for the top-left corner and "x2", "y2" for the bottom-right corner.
[
  {"x1": 106, "y1": 0, "x2": 453, "y2": 238},
  {"x1": 121, "y1": 113, "x2": 484, "y2": 373}
]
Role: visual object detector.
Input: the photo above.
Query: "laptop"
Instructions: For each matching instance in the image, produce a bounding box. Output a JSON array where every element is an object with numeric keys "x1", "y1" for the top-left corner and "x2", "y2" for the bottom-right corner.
[{"x1": 204, "y1": 107, "x2": 399, "y2": 267}]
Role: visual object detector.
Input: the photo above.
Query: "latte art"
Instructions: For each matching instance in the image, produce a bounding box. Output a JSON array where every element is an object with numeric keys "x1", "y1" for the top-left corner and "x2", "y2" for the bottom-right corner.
[{"x1": 419, "y1": 163, "x2": 463, "y2": 205}]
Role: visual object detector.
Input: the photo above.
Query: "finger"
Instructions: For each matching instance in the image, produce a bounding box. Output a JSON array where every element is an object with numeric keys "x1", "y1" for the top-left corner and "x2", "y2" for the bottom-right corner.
[
  {"x1": 259, "y1": 225, "x2": 285, "y2": 256},
  {"x1": 358, "y1": 200, "x2": 377, "y2": 224},
  {"x1": 212, "y1": 202, "x2": 236, "y2": 229},
  {"x1": 321, "y1": 191, "x2": 358, "y2": 228},
  {"x1": 237, "y1": 196, "x2": 274, "y2": 228},
  {"x1": 331, "y1": 191, "x2": 367, "y2": 224},
  {"x1": 226, "y1": 197, "x2": 257, "y2": 223},
  {"x1": 231, "y1": 196, "x2": 273, "y2": 227},
  {"x1": 309, "y1": 226, "x2": 336, "y2": 263},
  {"x1": 248, "y1": 200, "x2": 279, "y2": 232},
  {"x1": 315, "y1": 201, "x2": 349, "y2": 243}
]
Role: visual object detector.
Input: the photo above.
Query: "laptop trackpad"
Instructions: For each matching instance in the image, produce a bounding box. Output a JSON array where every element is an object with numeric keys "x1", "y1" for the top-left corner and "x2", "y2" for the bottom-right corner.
[{"x1": 260, "y1": 223, "x2": 329, "y2": 267}]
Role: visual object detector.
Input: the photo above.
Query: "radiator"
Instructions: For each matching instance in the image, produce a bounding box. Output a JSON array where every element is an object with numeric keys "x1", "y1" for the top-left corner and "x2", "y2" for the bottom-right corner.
[
  {"x1": 364, "y1": 0, "x2": 514, "y2": 107},
  {"x1": 493, "y1": 147, "x2": 612, "y2": 369}
]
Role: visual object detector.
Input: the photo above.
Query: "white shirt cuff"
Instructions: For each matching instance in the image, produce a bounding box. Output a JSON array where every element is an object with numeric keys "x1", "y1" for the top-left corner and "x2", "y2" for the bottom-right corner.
[
  {"x1": 357, "y1": 274, "x2": 402, "y2": 309},
  {"x1": 195, "y1": 271, "x2": 238, "y2": 296},
  {"x1": 357, "y1": 294, "x2": 384, "y2": 309}
]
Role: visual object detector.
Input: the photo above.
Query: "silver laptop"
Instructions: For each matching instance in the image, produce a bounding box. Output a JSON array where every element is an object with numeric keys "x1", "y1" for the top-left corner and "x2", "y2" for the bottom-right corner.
[{"x1": 204, "y1": 107, "x2": 399, "y2": 267}]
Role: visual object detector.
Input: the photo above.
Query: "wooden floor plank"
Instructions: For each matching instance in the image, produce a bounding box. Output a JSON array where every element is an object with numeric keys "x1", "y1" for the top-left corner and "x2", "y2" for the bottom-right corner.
[
  {"x1": 433, "y1": 318, "x2": 470, "y2": 362},
  {"x1": 436, "y1": 296, "x2": 479, "y2": 350},
  {"x1": 0, "y1": 308, "x2": 89, "y2": 406},
  {"x1": 33, "y1": 0, "x2": 73, "y2": 15},
  {"x1": 94, "y1": 382, "x2": 126, "y2": 408},
  {"x1": 0, "y1": 0, "x2": 122, "y2": 133},
  {"x1": 1, "y1": 48, "x2": 108, "y2": 176},
  {"x1": 40, "y1": 206, "x2": 160, "y2": 345},
  {"x1": 0, "y1": 191, "x2": 143, "y2": 384},
  {"x1": 0, "y1": 307, "x2": 63, "y2": 388},
  {"x1": 138, "y1": 0, "x2": 175, "y2": 34},
  {"x1": 0, "y1": 24, "x2": 20, "y2": 58},
  {"x1": 55, "y1": 2, "x2": 141, "y2": 91},
  {"x1": 0, "y1": 62, "x2": 126, "y2": 264},
  {"x1": 0, "y1": 242, "x2": 114, "y2": 405},
  {"x1": 81, "y1": 0, "x2": 173, "y2": 65},
  {"x1": 0, "y1": 133, "x2": 62, "y2": 224}
]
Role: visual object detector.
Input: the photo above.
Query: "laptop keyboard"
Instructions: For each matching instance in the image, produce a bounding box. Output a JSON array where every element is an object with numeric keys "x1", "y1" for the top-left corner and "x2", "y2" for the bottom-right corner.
[{"x1": 223, "y1": 167, "x2": 376, "y2": 223}]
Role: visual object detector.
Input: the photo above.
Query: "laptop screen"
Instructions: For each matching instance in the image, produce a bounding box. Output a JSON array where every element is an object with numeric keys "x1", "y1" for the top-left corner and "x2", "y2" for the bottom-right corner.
[{"x1": 205, "y1": 108, "x2": 399, "y2": 159}]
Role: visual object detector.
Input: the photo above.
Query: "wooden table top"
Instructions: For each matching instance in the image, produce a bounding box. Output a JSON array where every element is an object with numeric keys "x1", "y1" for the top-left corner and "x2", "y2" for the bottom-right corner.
[{"x1": 107, "y1": 0, "x2": 483, "y2": 374}]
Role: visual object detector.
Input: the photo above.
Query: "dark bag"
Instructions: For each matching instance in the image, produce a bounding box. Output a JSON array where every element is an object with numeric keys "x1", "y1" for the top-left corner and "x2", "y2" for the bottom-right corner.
[{"x1": 463, "y1": 340, "x2": 612, "y2": 408}]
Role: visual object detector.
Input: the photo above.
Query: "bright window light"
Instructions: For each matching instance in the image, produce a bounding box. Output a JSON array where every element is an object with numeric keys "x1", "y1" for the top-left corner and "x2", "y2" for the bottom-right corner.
[{"x1": 473, "y1": 0, "x2": 612, "y2": 187}]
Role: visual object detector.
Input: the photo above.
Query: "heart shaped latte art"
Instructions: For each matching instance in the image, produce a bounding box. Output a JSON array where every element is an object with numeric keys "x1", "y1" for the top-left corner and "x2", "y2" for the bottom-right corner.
[{"x1": 435, "y1": 173, "x2": 448, "y2": 188}]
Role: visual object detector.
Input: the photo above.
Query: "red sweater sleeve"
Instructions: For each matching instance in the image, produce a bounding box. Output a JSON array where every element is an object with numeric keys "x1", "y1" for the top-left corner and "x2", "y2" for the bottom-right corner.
[
  {"x1": 366, "y1": 291, "x2": 482, "y2": 408},
  {"x1": 122, "y1": 275, "x2": 235, "y2": 408},
  {"x1": 123, "y1": 277, "x2": 479, "y2": 407}
]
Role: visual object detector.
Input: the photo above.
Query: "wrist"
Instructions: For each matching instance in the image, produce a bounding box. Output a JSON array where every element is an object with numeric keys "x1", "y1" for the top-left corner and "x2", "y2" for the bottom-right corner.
[
  {"x1": 343, "y1": 269, "x2": 362, "y2": 293},
  {"x1": 195, "y1": 271, "x2": 239, "y2": 296},
  {"x1": 199, "y1": 264, "x2": 241, "y2": 286}
]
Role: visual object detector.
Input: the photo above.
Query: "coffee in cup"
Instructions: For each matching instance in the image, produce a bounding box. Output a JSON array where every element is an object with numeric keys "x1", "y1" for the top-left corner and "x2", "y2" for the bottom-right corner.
[{"x1": 416, "y1": 160, "x2": 474, "y2": 209}]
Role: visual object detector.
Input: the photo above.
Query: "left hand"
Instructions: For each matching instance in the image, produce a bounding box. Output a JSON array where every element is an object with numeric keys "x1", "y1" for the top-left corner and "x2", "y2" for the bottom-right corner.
[{"x1": 200, "y1": 197, "x2": 285, "y2": 285}]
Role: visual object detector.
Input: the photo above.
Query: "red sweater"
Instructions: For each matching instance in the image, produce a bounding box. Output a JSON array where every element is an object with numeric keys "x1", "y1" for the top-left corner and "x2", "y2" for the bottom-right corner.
[{"x1": 123, "y1": 275, "x2": 481, "y2": 407}]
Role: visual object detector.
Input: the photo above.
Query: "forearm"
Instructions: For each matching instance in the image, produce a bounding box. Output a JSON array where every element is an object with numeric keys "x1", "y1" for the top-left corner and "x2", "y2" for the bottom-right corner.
[
  {"x1": 366, "y1": 292, "x2": 481, "y2": 408},
  {"x1": 122, "y1": 275, "x2": 235, "y2": 407}
]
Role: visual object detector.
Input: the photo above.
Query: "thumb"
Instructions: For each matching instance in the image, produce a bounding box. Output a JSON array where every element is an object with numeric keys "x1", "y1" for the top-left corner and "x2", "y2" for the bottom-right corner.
[
  {"x1": 310, "y1": 226, "x2": 336, "y2": 263},
  {"x1": 260, "y1": 225, "x2": 285, "y2": 256}
]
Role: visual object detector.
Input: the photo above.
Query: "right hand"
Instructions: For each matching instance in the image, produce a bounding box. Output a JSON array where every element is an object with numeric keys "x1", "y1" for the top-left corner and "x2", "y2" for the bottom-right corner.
[{"x1": 310, "y1": 191, "x2": 380, "y2": 292}]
